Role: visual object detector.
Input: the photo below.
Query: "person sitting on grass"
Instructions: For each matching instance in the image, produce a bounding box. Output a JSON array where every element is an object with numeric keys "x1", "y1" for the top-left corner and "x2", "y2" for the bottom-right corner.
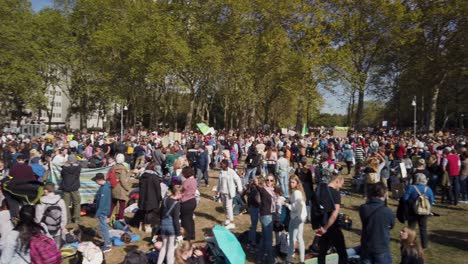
[
  {"x1": 400, "y1": 227, "x2": 424, "y2": 264},
  {"x1": 175, "y1": 241, "x2": 206, "y2": 264}
]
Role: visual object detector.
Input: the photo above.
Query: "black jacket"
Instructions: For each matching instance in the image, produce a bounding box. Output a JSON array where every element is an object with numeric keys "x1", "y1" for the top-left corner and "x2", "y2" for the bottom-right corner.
[
  {"x1": 139, "y1": 171, "x2": 162, "y2": 211},
  {"x1": 359, "y1": 198, "x2": 395, "y2": 256},
  {"x1": 60, "y1": 164, "x2": 81, "y2": 192}
]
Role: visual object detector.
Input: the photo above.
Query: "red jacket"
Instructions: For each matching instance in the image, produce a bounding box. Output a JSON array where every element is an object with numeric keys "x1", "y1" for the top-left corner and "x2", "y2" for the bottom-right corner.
[{"x1": 446, "y1": 154, "x2": 460, "y2": 176}]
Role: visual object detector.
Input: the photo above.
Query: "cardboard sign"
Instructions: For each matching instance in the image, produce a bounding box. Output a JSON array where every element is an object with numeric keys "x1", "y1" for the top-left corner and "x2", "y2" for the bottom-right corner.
[
  {"x1": 174, "y1": 132, "x2": 182, "y2": 142},
  {"x1": 400, "y1": 162, "x2": 407, "y2": 178},
  {"x1": 288, "y1": 130, "x2": 296, "y2": 136},
  {"x1": 382, "y1": 121, "x2": 388, "y2": 127},
  {"x1": 281, "y1": 128, "x2": 288, "y2": 135},
  {"x1": 161, "y1": 136, "x2": 170, "y2": 148}
]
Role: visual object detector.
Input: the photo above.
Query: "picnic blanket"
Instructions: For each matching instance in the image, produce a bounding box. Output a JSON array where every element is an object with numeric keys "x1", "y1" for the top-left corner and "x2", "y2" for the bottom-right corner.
[{"x1": 49, "y1": 164, "x2": 111, "y2": 204}]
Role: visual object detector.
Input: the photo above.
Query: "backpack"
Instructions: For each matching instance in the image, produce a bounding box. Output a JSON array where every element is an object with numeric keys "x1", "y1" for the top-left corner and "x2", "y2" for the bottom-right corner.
[
  {"x1": 413, "y1": 186, "x2": 431, "y2": 215},
  {"x1": 106, "y1": 167, "x2": 120, "y2": 188},
  {"x1": 30, "y1": 233, "x2": 62, "y2": 264},
  {"x1": 41, "y1": 200, "x2": 62, "y2": 236}
]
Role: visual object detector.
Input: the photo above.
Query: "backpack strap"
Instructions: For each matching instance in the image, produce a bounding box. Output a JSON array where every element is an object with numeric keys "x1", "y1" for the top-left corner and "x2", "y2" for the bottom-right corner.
[
  {"x1": 164, "y1": 198, "x2": 178, "y2": 218},
  {"x1": 413, "y1": 185, "x2": 422, "y2": 196}
]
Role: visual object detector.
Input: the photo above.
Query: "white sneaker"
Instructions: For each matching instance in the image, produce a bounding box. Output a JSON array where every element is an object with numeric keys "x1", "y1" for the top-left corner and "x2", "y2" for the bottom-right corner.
[{"x1": 225, "y1": 223, "x2": 236, "y2": 229}]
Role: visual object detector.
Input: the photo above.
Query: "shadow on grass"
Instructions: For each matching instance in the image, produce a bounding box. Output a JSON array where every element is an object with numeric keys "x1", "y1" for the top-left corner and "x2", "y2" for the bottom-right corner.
[
  {"x1": 195, "y1": 211, "x2": 219, "y2": 223},
  {"x1": 433, "y1": 204, "x2": 467, "y2": 211},
  {"x1": 123, "y1": 244, "x2": 139, "y2": 253},
  {"x1": 429, "y1": 230, "x2": 468, "y2": 250}
]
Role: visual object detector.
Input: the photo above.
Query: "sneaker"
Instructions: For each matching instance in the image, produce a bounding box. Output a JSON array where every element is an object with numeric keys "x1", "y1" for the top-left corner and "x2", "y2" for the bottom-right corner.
[
  {"x1": 225, "y1": 223, "x2": 236, "y2": 229},
  {"x1": 101, "y1": 245, "x2": 112, "y2": 253}
]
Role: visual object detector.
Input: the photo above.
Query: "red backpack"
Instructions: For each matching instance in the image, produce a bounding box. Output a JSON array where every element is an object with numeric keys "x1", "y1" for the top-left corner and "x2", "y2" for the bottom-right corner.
[
  {"x1": 106, "y1": 167, "x2": 120, "y2": 188},
  {"x1": 30, "y1": 233, "x2": 61, "y2": 264}
]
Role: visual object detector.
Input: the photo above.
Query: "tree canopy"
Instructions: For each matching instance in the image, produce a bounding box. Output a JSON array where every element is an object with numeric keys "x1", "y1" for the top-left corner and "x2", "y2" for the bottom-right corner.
[{"x1": 0, "y1": 0, "x2": 465, "y2": 131}]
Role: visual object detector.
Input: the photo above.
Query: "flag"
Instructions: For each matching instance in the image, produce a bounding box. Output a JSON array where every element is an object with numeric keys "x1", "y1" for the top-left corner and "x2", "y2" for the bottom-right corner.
[{"x1": 301, "y1": 123, "x2": 308, "y2": 136}]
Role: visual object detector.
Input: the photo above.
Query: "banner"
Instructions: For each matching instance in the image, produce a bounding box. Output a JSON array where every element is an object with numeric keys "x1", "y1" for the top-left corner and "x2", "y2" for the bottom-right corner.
[
  {"x1": 333, "y1": 126, "x2": 349, "y2": 138},
  {"x1": 281, "y1": 128, "x2": 288, "y2": 135},
  {"x1": 301, "y1": 123, "x2": 309, "y2": 136},
  {"x1": 49, "y1": 164, "x2": 111, "y2": 204},
  {"x1": 196, "y1": 123, "x2": 215, "y2": 135}
]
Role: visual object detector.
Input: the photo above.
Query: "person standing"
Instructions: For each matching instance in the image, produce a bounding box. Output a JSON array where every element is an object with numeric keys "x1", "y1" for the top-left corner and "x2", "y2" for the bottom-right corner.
[
  {"x1": 276, "y1": 151, "x2": 290, "y2": 197},
  {"x1": 216, "y1": 159, "x2": 243, "y2": 229},
  {"x1": 60, "y1": 154, "x2": 81, "y2": 224},
  {"x1": 180, "y1": 167, "x2": 198, "y2": 241},
  {"x1": 445, "y1": 148, "x2": 461, "y2": 205},
  {"x1": 196, "y1": 145, "x2": 209, "y2": 188},
  {"x1": 157, "y1": 185, "x2": 182, "y2": 264},
  {"x1": 256, "y1": 175, "x2": 276, "y2": 264},
  {"x1": 109, "y1": 154, "x2": 131, "y2": 221},
  {"x1": 35, "y1": 182, "x2": 68, "y2": 247},
  {"x1": 284, "y1": 176, "x2": 307, "y2": 264},
  {"x1": 245, "y1": 177, "x2": 261, "y2": 253},
  {"x1": 138, "y1": 162, "x2": 162, "y2": 233},
  {"x1": 403, "y1": 173, "x2": 434, "y2": 249},
  {"x1": 244, "y1": 143, "x2": 260, "y2": 186},
  {"x1": 359, "y1": 182, "x2": 395, "y2": 263},
  {"x1": 92, "y1": 173, "x2": 112, "y2": 253},
  {"x1": 315, "y1": 173, "x2": 348, "y2": 264}
]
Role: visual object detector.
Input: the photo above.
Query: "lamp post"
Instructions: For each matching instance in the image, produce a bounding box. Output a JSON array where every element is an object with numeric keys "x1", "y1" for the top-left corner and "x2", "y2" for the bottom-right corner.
[
  {"x1": 120, "y1": 105, "x2": 128, "y2": 143},
  {"x1": 412, "y1": 96, "x2": 417, "y2": 138}
]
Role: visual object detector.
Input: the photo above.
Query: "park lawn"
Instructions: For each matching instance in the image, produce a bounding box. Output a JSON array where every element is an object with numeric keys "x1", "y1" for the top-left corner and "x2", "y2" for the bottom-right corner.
[{"x1": 69, "y1": 168, "x2": 468, "y2": 264}]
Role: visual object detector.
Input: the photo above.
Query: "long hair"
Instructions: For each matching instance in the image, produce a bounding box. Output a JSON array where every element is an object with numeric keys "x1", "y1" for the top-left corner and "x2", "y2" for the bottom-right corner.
[
  {"x1": 401, "y1": 227, "x2": 424, "y2": 259},
  {"x1": 289, "y1": 175, "x2": 306, "y2": 201},
  {"x1": 15, "y1": 205, "x2": 43, "y2": 253},
  {"x1": 175, "y1": 241, "x2": 193, "y2": 264}
]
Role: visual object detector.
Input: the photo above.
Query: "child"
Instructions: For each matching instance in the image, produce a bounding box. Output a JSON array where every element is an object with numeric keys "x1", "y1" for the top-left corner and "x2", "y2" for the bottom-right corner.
[
  {"x1": 157, "y1": 185, "x2": 183, "y2": 264},
  {"x1": 92, "y1": 172, "x2": 112, "y2": 253},
  {"x1": 35, "y1": 182, "x2": 67, "y2": 247}
]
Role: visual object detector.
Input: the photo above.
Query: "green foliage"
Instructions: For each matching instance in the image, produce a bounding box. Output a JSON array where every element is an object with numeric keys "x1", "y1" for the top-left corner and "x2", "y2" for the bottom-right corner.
[{"x1": 0, "y1": 0, "x2": 465, "y2": 130}]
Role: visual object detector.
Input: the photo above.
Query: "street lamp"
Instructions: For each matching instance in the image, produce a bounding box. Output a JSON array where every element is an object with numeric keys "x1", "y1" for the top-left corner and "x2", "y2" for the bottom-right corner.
[
  {"x1": 412, "y1": 96, "x2": 417, "y2": 138},
  {"x1": 121, "y1": 105, "x2": 128, "y2": 143}
]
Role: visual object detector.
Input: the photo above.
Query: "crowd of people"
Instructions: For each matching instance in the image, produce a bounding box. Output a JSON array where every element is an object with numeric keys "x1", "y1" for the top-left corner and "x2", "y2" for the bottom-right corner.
[{"x1": 0, "y1": 128, "x2": 466, "y2": 264}]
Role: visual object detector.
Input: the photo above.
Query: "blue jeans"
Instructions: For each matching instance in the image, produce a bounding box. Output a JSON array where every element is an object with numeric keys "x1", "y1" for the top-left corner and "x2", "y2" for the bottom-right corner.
[
  {"x1": 278, "y1": 171, "x2": 289, "y2": 197},
  {"x1": 98, "y1": 214, "x2": 110, "y2": 246},
  {"x1": 244, "y1": 167, "x2": 257, "y2": 186},
  {"x1": 460, "y1": 176, "x2": 468, "y2": 201},
  {"x1": 197, "y1": 168, "x2": 208, "y2": 187},
  {"x1": 257, "y1": 215, "x2": 275, "y2": 264},
  {"x1": 248, "y1": 207, "x2": 259, "y2": 246},
  {"x1": 362, "y1": 251, "x2": 392, "y2": 264}
]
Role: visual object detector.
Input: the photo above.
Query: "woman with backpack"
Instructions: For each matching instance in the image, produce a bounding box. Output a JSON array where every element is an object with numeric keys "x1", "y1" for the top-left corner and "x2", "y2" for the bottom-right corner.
[
  {"x1": 0, "y1": 205, "x2": 61, "y2": 264},
  {"x1": 157, "y1": 185, "x2": 182, "y2": 264},
  {"x1": 403, "y1": 173, "x2": 434, "y2": 249}
]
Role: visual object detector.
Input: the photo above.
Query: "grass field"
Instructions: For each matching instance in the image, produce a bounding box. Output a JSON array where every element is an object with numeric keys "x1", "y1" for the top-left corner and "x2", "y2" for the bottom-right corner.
[{"x1": 72, "y1": 165, "x2": 468, "y2": 264}]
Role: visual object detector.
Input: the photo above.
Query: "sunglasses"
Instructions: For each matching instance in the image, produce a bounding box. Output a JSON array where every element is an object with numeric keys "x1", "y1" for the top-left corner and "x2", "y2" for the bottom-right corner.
[{"x1": 266, "y1": 179, "x2": 275, "y2": 182}]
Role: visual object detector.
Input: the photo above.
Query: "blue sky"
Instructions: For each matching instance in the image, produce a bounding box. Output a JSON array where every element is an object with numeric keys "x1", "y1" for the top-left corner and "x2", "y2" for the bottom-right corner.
[
  {"x1": 29, "y1": 0, "x2": 346, "y2": 115},
  {"x1": 30, "y1": 0, "x2": 53, "y2": 11}
]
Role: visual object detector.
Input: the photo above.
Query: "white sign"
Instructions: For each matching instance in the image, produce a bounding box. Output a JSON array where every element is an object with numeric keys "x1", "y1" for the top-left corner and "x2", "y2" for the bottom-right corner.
[
  {"x1": 399, "y1": 163, "x2": 407, "y2": 178},
  {"x1": 382, "y1": 121, "x2": 388, "y2": 127}
]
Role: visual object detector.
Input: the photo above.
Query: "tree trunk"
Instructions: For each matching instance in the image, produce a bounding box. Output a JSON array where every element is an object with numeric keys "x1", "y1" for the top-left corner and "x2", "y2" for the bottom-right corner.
[
  {"x1": 429, "y1": 72, "x2": 446, "y2": 132},
  {"x1": 296, "y1": 95, "x2": 303, "y2": 132},
  {"x1": 185, "y1": 96, "x2": 195, "y2": 131},
  {"x1": 263, "y1": 101, "x2": 270, "y2": 126},
  {"x1": 355, "y1": 88, "x2": 365, "y2": 130}
]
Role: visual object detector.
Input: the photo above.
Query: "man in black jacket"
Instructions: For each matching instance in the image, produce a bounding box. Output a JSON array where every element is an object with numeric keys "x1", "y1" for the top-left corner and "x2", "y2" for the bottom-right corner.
[
  {"x1": 359, "y1": 182, "x2": 395, "y2": 264},
  {"x1": 60, "y1": 154, "x2": 82, "y2": 224},
  {"x1": 138, "y1": 162, "x2": 162, "y2": 233},
  {"x1": 196, "y1": 145, "x2": 209, "y2": 187}
]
